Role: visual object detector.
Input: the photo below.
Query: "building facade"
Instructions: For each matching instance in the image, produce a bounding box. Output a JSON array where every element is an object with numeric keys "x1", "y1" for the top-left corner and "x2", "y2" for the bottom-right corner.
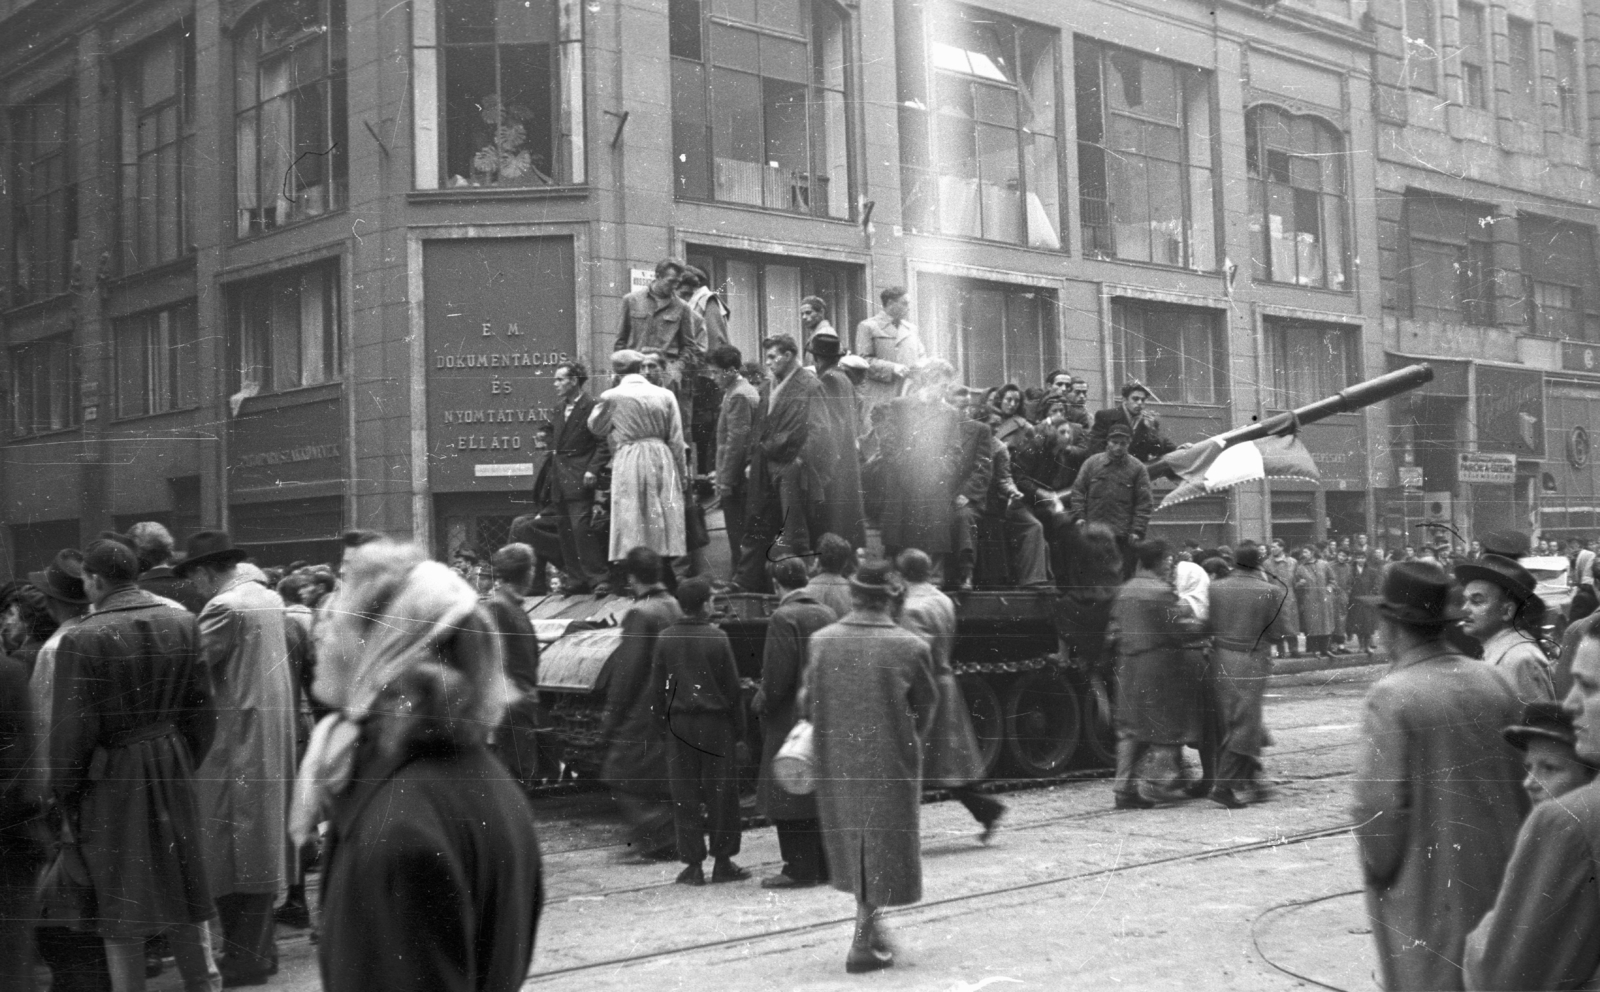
[{"x1": 2, "y1": 0, "x2": 1586, "y2": 576}]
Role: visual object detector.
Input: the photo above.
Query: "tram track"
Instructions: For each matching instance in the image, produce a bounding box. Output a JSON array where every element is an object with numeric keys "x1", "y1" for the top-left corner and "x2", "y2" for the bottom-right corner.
[{"x1": 524, "y1": 819, "x2": 1359, "y2": 983}]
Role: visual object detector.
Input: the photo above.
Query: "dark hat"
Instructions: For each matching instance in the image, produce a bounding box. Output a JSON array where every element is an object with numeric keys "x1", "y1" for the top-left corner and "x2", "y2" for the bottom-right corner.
[
  {"x1": 1503, "y1": 702, "x2": 1582, "y2": 753},
  {"x1": 1107, "y1": 421, "x2": 1133, "y2": 440},
  {"x1": 29, "y1": 548, "x2": 88, "y2": 605},
  {"x1": 82, "y1": 539, "x2": 141, "y2": 583},
  {"x1": 1234, "y1": 544, "x2": 1263, "y2": 569},
  {"x1": 848, "y1": 560, "x2": 901, "y2": 596},
  {"x1": 1480, "y1": 530, "x2": 1532, "y2": 559},
  {"x1": 171, "y1": 530, "x2": 249, "y2": 578},
  {"x1": 809, "y1": 332, "x2": 842, "y2": 359},
  {"x1": 1455, "y1": 554, "x2": 1546, "y2": 617},
  {"x1": 1356, "y1": 560, "x2": 1465, "y2": 626}
]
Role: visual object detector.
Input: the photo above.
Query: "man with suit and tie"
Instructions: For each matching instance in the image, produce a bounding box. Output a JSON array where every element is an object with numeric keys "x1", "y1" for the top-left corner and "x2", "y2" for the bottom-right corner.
[{"x1": 535, "y1": 362, "x2": 612, "y2": 595}]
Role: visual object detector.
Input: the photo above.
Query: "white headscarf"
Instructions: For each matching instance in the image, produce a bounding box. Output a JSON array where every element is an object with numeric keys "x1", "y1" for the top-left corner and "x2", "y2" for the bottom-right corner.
[{"x1": 1174, "y1": 559, "x2": 1210, "y2": 622}]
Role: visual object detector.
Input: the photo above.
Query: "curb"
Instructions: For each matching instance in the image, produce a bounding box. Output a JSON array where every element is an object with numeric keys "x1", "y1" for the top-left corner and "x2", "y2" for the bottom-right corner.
[{"x1": 1269, "y1": 651, "x2": 1387, "y2": 677}]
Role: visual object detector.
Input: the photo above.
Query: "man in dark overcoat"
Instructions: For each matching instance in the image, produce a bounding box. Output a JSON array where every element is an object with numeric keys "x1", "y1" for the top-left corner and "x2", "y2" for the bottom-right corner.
[
  {"x1": 1351, "y1": 561, "x2": 1527, "y2": 992},
  {"x1": 487, "y1": 544, "x2": 544, "y2": 787},
  {"x1": 754, "y1": 558, "x2": 836, "y2": 889},
  {"x1": 49, "y1": 539, "x2": 219, "y2": 990},
  {"x1": 1204, "y1": 542, "x2": 1285, "y2": 807},
  {"x1": 1108, "y1": 539, "x2": 1200, "y2": 808},
  {"x1": 744, "y1": 334, "x2": 830, "y2": 561},
  {"x1": 596, "y1": 547, "x2": 683, "y2": 861},
  {"x1": 809, "y1": 334, "x2": 866, "y2": 547},
  {"x1": 536, "y1": 362, "x2": 611, "y2": 595},
  {"x1": 803, "y1": 562, "x2": 938, "y2": 974}
]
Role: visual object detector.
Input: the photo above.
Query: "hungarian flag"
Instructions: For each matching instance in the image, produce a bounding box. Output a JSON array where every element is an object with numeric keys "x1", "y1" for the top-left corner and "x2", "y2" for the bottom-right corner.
[{"x1": 1156, "y1": 433, "x2": 1320, "y2": 510}]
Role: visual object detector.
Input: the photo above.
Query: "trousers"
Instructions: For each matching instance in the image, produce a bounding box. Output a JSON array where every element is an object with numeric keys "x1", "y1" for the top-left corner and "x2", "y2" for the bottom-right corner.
[
  {"x1": 1213, "y1": 648, "x2": 1270, "y2": 791},
  {"x1": 554, "y1": 500, "x2": 608, "y2": 588},
  {"x1": 105, "y1": 923, "x2": 219, "y2": 992},
  {"x1": 774, "y1": 818, "x2": 829, "y2": 882},
  {"x1": 212, "y1": 893, "x2": 274, "y2": 977},
  {"x1": 1113, "y1": 734, "x2": 1181, "y2": 798},
  {"x1": 664, "y1": 714, "x2": 742, "y2": 863}
]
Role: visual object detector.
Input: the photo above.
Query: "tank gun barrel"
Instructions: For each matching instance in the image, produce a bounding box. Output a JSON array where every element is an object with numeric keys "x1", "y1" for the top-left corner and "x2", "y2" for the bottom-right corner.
[{"x1": 1182, "y1": 363, "x2": 1434, "y2": 456}]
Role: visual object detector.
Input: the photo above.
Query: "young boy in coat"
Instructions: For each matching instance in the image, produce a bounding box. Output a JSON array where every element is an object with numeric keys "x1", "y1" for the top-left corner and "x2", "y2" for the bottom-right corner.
[
  {"x1": 1502, "y1": 701, "x2": 1597, "y2": 806},
  {"x1": 652, "y1": 576, "x2": 749, "y2": 885}
]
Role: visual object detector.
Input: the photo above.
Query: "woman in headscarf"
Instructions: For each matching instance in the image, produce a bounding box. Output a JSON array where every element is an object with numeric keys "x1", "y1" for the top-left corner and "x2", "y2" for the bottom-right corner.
[{"x1": 296, "y1": 540, "x2": 543, "y2": 992}]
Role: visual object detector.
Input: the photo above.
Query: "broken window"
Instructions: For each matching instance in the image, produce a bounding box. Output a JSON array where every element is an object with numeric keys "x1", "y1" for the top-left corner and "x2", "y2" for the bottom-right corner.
[
  {"x1": 119, "y1": 30, "x2": 196, "y2": 271},
  {"x1": 1246, "y1": 106, "x2": 1350, "y2": 290},
  {"x1": 9, "y1": 86, "x2": 77, "y2": 306},
  {"x1": 230, "y1": 262, "x2": 341, "y2": 398}
]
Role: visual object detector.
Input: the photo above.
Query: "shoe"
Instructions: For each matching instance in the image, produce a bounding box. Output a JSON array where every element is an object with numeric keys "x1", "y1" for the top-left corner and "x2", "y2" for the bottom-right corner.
[
  {"x1": 274, "y1": 899, "x2": 311, "y2": 929},
  {"x1": 1183, "y1": 781, "x2": 1212, "y2": 799},
  {"x1": 1246, "y1": 780, "x2": 1278, "y2": 804},
  {"x1": 145, "y1": 952, "x2": 164, "y2": 979},
  {"x1": 561, "y1": 583, "x2": 593, "y2": 597},
  {"x1": 760, "y1": 873, "x2": 822, "y2": 889},
  {"x1": 978, "y1": 808, "x2": 1004, "y2": 845},
  {"x1": 218, "y1": 962, "x2": 271, "y2": 988},
  {"x1": 1113, "y1": 792, "x2": 1154, "y2": 810},
  {"x1": 1209, "y1": 787, "x2": 1247, "y2": 810},
  {"x1": 711, "y1": 858, "x2": 751, "y2": 883},
  {"x1": 845, "y1": 946, "x2": 895, "y2": 974},
  {"x1": 676, "y1": 863, "x2": 706, "y2": 886}
]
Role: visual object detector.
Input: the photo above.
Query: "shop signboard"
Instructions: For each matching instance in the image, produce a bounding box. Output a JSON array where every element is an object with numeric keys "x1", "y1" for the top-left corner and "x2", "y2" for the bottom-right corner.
[
  {"x1": 1457, "y1": 451, "x2": 1518, "y2": 484},
  {"x1": 1398, "y1": 465, "x2": 1424, "y2": 490},
  {"x1": 229, "y1": 390, "x2": 344, "y2": 494},
  {"x1": 1563, "y1": 341, "x2": 1600, "y2": 374},
  {"x1": 1293, "y1": 414, "x2": 1365, "y2": 487},
  {"x1": 423, "y1": 237, "x2": 577, "y2": 492},
  {"x1": 1476, "y1": 364, "x2": 1546, "y2": 459}
]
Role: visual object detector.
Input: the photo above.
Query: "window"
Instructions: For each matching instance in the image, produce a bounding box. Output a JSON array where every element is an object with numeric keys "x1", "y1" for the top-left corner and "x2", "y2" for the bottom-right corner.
[
  {"x1": 1521, "y1": 215, "x2": 1599, "y2": 341},
  {"x1": 1262, "y1": 319, "x2": 1359, "y2": 410},
  {"x1": 9, "y1": 336, "x2": 79, "y2": 437},
  {"x1": 114, "y1": 304, "x2": 199, "y2": 418},
  {"x1": 9, "y1": 87, "x2": 77, "y2": 306},
  {"x1": 234, "y1": 0, "x2": 347, "y2": 237},
  {"x1": 1557, "y1": 34, "x2": 1582, "y2": 133},
  {"x1": 1404, "y1": 0, "x2": 1437, "y2": 92},
  {"x1": 921, "y1": 277, "x2": 1058, "y2": 388},
  {"x1": 1245, "y1": 106, "x2": 1350, "y2": 290},
  {"x1": 897, "y1": 6, "x2": 1061, "y2": 248},
  {"x1": 1111, "y1": 300, "x2": 1225, "y2": 406},
  {"x1": 1404, "y1": 193, "x2": 1496, "y2": 326},
  {"x1": 1075, "y1": 38, "x2": 1216, "y2": 271},
  {"x1": 683, "y1": 248, "x2": 859, "y2": 363},
  {"x1": 414, "y1": 0, "x2": 585, "y2": 189},
  {"x1": 1458, "y1": 2, "x2": 1488, "y2": 110},
  {"x1": 671, "y1": 0, "x2": 851, "y2": 218},
  {"x1": 1507, "y1": 17, "x2": 1537, "y2": 121},
  {"x1": 230, "y1": 262, "x2": 342, "y2": 397},
  {"x1": 119, "y1": 31, "x2": 196, "y2": 271}
]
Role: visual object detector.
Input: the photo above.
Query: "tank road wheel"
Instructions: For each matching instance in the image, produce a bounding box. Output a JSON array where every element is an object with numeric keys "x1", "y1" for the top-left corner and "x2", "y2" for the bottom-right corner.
[
  {"x1": 1080, "y1": 674, "x2": 1118, "y2": 768},
  {"x1": 1002, "y1": 670, "x2": 1081, "y2": 777},
  {"x1": 958, "y1": 674, "x2": 1005, "y2": 780}
]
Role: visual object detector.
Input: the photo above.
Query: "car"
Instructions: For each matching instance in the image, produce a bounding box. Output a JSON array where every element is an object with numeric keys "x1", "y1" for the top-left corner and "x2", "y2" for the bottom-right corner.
[{"x1": 1522, "y1": 555, "x2": 1575, "y2": 636}]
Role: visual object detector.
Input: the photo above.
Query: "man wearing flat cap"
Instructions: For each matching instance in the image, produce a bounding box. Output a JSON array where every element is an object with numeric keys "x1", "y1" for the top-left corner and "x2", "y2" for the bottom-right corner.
[
  {"x1": 1069, "y1": 419, "x2": 1152, "y2": 576},
  {"x1": 175, "y1": 530, "x2": 297, "y2": 986},
  {"x1": 1351, "y1": 561, "x2": 1526, "y2": 992},
  {"x1": 1456, "y1": 554, "x2": 1556, "y2": 706}
]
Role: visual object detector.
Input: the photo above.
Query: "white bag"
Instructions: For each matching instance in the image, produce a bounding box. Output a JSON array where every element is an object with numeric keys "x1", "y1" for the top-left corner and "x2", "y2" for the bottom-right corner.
[{"x1": 773, "y1": 719, "x2": 817, "y2": 795}]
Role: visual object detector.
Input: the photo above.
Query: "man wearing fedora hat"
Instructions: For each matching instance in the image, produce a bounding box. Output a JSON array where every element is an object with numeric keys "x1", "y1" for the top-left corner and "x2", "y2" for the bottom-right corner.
[
  {"x1": 174, "y1": 530, "x2": 297, "y2": 986},
  {"x1": 1456, "y1": 554, "x2": 1556, "y2": 706},
  {"x1": 1352, "y1": 561, "x2": 1527, "y2": 992}
]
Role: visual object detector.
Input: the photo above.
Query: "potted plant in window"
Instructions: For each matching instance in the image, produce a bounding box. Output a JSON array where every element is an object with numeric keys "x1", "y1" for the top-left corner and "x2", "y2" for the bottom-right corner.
[{"x1": 469, "y1": 94, "x2": 553, "y2": 187}]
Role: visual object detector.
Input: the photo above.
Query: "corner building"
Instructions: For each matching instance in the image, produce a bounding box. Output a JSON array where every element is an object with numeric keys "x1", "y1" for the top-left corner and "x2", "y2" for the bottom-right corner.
[{"x1": 0, "y1": 0, "x2": 1540, "y2": 574}]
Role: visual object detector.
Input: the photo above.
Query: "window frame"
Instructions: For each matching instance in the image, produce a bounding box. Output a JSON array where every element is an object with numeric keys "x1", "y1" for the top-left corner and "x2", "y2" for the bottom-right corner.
[
  {"x1": 1403, "y1": 193, "x2": 1497, "y2": 327},
  {"x1": 1457, "y1": 1, "x2": 1489, "y2": 110},
  {"x1": 920, "y1": 275, "x2": 1060, "y2": 389},
  {"x1": 1506, "y1": 16, "x2": 1538, "y2": 123},
  {"x1": 232, "y1": 0, "x2": 348, "y2": 239},
  {"x1": 1520, "y1": 215, "x2": 1599, "y2": 342},
  {"x1": 1556, "y1": 33, "x2": 1582, "y2": 134},
  {"x1": 1261, "y1": 318, "x2": 1360, "y2": 411},
  {"x1": 1244, "y1": 105, "x2": 1351, "y2": 291},
  {"x1": 8, "y1": 85, "x2": 77, "y2": 308},
  {"x1": 669, "y1": 0, "x2": 856, "y2": 220},
  {"x1": 118, "y1": 28, "x2": 197, "y2": 273},
  {"x1": 113, "y1": 302, "x2": 200, "y2": 420},
  {"x1": 1110, "y1": 299, "x2": 1228, "y2": 408},
  {"x1": 1404, "y1": 0, "x2": 1438, "y2": 93},
  {"x1": 682, "y1": 246, "x2": 862, "y2": 362},
  {"x1": 8, "y1": 335, "x2": 81, "y2": 438},
  {"x1": 227, "y1": 261, "x2": 344, "y2": 399}
]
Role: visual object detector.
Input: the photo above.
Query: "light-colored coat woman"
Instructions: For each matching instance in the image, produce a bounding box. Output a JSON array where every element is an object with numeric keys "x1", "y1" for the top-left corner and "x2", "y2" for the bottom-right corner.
[
  {"x1": 1296, "y1": 551, "x2": 1336, "y2": 638},
  {"x1": 589, "y1": 372, "x2": 687, "y2": 561},
  {"x1": 803, "y1": 611, "x2": 938, "y2": 908}
]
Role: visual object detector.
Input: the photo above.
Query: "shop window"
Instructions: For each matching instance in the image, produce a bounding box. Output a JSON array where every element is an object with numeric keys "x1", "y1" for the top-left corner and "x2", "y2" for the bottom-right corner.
[
  {"x1": 413, "y1": 0, "x2": 584, "y2": 189},
  {"x1": 9, "y1": 86, "x2": 77, "y2": 307},
  {"x1": 1404, "y1": 0, "x2": 1438, "y2": 93},
  {"x1": 229, "y1": 262, "x2": 341, "y2": 399},
  {"x1": 115, "y1": 303, "x2": 199, "y2": 419},
  {"x1": 670, "y1": 0, "x2": 851, "y2": 219},
  {"x1": 684, "y1": 248, "x2": 859, "y2": 363},
  {"x1": 1075, "y1": 38, "x2": 1216, "y2": 271},
  {"x1": 119, "y1": 30, "x2": 195, "y2": 271},
  {"x1": 897, "y1": 5, "x2": 1061, "y2": 248},
  {"x1": 1556, "y1": 34, "x2": 1582, "y2": 134},
  {"x1": 1521, "y1": 215, "x2": 1599, "y2": 341},
  {"x1": 1458, "y1": 2, "x2": 1488, "y2": 110},
  {"x1": 234, "y1": 0, "x2": 347, "y2": 237},
  {"x1": 1507, "y1": 17, "x2": 1537, "y2": 122},
  {"x1": 1262, "y1": 318, "x2": 1359, "y2": 410},
  {"x1": 921, "y1": 277, "x2": 1058, "y2": 389},
  {"x1": 1403, "y1": 193, "x2": 1497, "y2": 326},
  {"x1": 1245, "y1": 106, "x2": 1349, "y2": 290},
  {"x1": 9, "y1": 336, "x2": 80, "y2": 437},
  {"x1": 1111, "y1": 300, "x2": 1225, "y2": 406}
]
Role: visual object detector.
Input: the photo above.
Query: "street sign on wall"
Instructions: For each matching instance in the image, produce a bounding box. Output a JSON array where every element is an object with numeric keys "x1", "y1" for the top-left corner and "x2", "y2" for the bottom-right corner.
[
  {"x1": 423, "y1": 237, "x2": 577, "y2": 492},
  {"x1": 1457, "y1": 451, "x2": 1518, "y2": 484}
]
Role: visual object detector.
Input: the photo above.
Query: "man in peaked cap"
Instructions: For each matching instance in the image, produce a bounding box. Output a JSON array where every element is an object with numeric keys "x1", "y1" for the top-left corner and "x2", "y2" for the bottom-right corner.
[
  {"x1": 1456, "y1": 554, "x2": 1556, "y2": 706},
  {"x1": 1480, "y1": 529, "x2": 1532, "y2": 560},
  {"x1": 1352, "y1": 561, "x2": 1527, "y2": 991}
]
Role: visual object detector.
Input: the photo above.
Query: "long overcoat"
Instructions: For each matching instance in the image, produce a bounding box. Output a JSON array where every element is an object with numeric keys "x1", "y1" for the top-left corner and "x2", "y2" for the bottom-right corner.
[
  {"x1": 1352, "y1": 646, "x2": 1527, "y2": 992},
  {"x1": 1297, "y1": 558, "x2": 1336, "y2": 637},
  {"x1": 803, "y1": 612, "x2": 938, "y2": 907},
  {"x1": 816, "y1": 365, "x2": 866, "y2": 545},
  {"x1": 48, "y1": 587, "x2": 216, "y2": 937},
  {"x1": 589, "y1": 374, "x2": 688, "y2": 560},
  {"x1": 597, "y1": 590, "x2": 683, "y2": 799},
  {"x1": 1347, "y1": 558, "x2": 1382, "y2": 640},
  {"x1": 878, "y1": 398, "x2": 986, "y2": 556},
  {"x1": 745, "y1": 366, "x2": 827, "y2": 547},
  {"x1": 755, "y1": 590, "x2": 836, "y2": 822},
  {"x1": 194, "y1": 575, "x2": 298, "y2": 897},
  {"x1": 899, "y1": 581, "x2": 986, "y2": 787},
  {"x1": 1109, "y1": 574, "x2": 1202, "y2": 745},
  {"x1": 1329, "y1": 559, "x2": 1351, "y2": 638},
  {"x1": 1262, "y1": 555, "x2": 1302, "y2": 637}
]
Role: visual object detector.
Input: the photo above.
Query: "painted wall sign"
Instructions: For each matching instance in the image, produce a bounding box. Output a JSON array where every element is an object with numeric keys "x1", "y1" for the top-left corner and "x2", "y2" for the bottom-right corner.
[
  {"x1": 423, "y1": 237, "x2": 577, "y2": 492},
  {"x1": 229, "y1": 393, "x2": 344, "y2": 493},
  {"x1": 1457, "y1": 451, "x2": 1518, "y2": 484}
]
